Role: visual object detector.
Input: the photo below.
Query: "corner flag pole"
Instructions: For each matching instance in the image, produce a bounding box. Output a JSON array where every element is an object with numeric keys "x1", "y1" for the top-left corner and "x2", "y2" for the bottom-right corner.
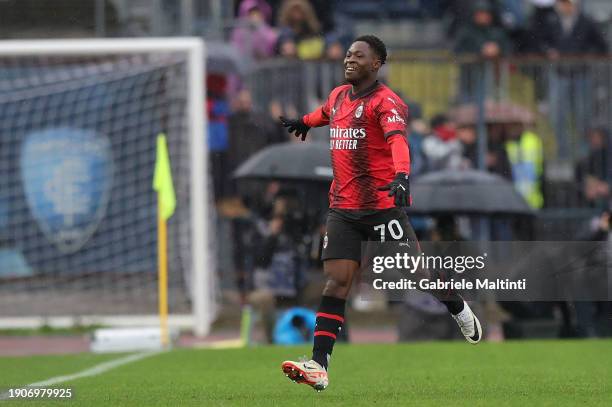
[
  {"x1": 158, "y1": 196, "x2": 169, "y2": 347},
  {"x1": 153, "y1": 134, "x2": 176, "y2": 348}
]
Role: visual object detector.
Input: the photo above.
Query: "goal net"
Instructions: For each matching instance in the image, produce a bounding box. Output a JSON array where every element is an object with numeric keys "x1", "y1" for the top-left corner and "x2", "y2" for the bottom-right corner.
[{"x1": 0, "y1": 38, "x2": 216, "y2": 336}]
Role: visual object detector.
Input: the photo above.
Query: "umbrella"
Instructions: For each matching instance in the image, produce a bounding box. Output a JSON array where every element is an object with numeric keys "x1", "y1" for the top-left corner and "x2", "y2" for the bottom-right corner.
[
  {"x1": 450, "y1": 101, "x2": 535, "y2": 126},
  {"x1": 233, "y1": 142, "x2": 332, "y2": 182},
  {"x1": 206, "y1": 41, "x2": 252, "y2": 76},
  {"x1": 406, "y1": 169, "x2": 533, "y2": 215}
]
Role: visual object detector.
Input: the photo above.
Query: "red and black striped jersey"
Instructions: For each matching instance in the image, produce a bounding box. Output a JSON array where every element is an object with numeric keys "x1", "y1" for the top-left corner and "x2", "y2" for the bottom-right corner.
[{"x1": 303, "y1": 81, "x2": 410, "y2": 210}]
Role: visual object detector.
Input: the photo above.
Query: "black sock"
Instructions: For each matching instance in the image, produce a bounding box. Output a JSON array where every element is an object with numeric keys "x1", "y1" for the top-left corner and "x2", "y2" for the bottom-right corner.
[
  {"x1": 312, "y1": 296, "x2": 346, "y2": 370},
  {"x1": 427, "y1": 269, "x2": 465, "y2": 315},
  {"x1": 441, "y1": 296, "x2": 465, "y2": 315}
]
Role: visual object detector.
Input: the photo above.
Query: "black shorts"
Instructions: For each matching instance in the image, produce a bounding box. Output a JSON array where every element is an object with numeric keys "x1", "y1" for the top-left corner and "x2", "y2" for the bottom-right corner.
[{"x1": 321, "y1": 207, "x2": 418, "y2": 262}]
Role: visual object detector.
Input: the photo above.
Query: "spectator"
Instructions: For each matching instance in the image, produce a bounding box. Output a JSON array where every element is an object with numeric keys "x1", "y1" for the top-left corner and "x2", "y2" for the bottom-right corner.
[
  {"x1": 446, "y1": 0, "x2": 494, "y2": 38},
  {"x1": 268, "y1": 99, "x2": 293, "y2": 143},
  {"x1": 497, "y1": 0, "x2": 526, "y2": 31},
  {"x1": 207, "y1": 74, "x2": 231, "y2": 199},
  {"x1": 575, "y1": 128, "x2": 610, "y2": 208},
  {"x1": 504, "y1": 122, "x2": 544, "y2": 209},
  {"x1": 323, "y1": 32, "x2": 345, "y2": 60},
  {"x1": 266, "y1": 0, "x2": 337, "y2": 34},
  {"x1": 453, "y1": 2, "x2": 511, "y2": 101},
  {"x1": 408, "y1": 121, "x2": 426, "y2": 177},
  {"x1": 421, "y1": 123, "x2": 464, "y2": 172},
  {"x1": 231, "y1": 0, "x2": 278, "y2": 60},
  {"x1": 572, "y1": 210, "x2": 612, "y2": 338},
  {"x1": 454, "y1": 1, "x2": 511, "y2": 58},
  {"x1": 226, "y1": 89, "x2": 285, "y2": 195},
  {"x1": 533, "y1": 0, "x2": 608, "y2": 57},
  {"x1": 323, "y1": 11, "x2": 354, "y2": 58},
  {"x1": 456, "y1": 124, "x2": 479, "y2": 169},
  {"x1": 276, "y1": 0, "x2": 326, "y2": 60},
  {"x1": 486, "y1": 123, "x2": 512, "y2": 179},
  {"x1": 536, "y1": 0, "x2": 608, "y2": 159},
  {"x1": 430, "y1": 113, "x2": 457, "y2": 142},
  {"x1": 525, "y1": 0, "x2": 556, "y2": 52},
  {"x1": 499, "y1": 0, "x2": 534, "y2": 53},
  {"x1": 250, "y1": 189, "x2": 308, "y2": 342}
]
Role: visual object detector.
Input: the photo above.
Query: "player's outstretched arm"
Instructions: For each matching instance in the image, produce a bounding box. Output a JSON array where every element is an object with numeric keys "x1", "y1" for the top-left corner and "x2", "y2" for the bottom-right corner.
[
  {"x1": 279, "y1": 116, "x2": 311, "y2": 141},
  {"x1": 280, "y1": 104, "x2": 331, "y2": 141}
]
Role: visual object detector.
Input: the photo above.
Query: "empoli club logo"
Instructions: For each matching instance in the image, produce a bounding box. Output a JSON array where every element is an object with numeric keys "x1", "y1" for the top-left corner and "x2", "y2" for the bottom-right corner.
[{"x1": 20, "y1": 128, "x2": 113, "y2": 253}]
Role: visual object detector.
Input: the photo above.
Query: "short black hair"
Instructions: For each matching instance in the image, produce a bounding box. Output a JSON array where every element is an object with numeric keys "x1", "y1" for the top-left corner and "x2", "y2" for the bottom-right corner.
[{"x1": 353, "y1": 35, "x2": 387, "y2": 65}]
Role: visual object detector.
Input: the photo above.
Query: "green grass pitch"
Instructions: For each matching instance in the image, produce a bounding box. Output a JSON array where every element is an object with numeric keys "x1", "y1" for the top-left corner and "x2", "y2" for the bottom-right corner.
[{"x1": 1, "y1": 340, "x2": 611, "y2": 406}]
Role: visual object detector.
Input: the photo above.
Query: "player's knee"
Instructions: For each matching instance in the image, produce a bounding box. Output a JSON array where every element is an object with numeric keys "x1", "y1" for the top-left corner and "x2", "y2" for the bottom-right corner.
[
  {"x1": 323, "y1": 279, "x2": 351, "y2": 298},
  {"x1": 322, "y1": 260, "x2": 358, "y2": 296},
  {"x1": 325, "y1": 274, "x2": 351, "y2": 291},
  {"x1": 323, "y1": 269, "x2": 350, "y2": 288}
]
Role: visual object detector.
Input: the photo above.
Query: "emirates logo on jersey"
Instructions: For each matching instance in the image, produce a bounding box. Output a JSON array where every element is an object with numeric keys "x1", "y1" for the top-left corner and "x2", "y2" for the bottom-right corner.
[
  {"x1": 329, "y1": 127, "x2": 366, "y2": 150},
  {"x1": 355, "y1": 103, "x2": 364, "y2": 118},
  {"x1": 329, "y1": 127, "x2": 366, "y2": 139}
]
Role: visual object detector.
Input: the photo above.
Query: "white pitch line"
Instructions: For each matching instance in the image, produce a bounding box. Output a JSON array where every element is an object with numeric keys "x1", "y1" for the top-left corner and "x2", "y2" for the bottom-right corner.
[{"x1": 0, "y1": 350, "x2": 162, "y2": 400}]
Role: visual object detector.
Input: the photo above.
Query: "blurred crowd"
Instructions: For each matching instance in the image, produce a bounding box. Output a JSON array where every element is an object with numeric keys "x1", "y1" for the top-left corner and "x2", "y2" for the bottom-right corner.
[
  {"x1": 229, "y1": 0, "x2": 608, "y2": 61},
  {"x1": 406, "y1": 104, "x2": 611, "y2": 212},
  {"x1": 230, "y1": 0, "x2": 351, "y2": 61},
  {"x1": 452, "y1": 0, "x2": 608, "y2": 58}
]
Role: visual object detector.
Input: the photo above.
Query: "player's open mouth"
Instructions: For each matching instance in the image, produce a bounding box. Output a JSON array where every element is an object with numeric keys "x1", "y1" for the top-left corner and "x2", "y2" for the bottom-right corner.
[{"x1": 345, "y1": 66, "x2": 357, "y2": 75}]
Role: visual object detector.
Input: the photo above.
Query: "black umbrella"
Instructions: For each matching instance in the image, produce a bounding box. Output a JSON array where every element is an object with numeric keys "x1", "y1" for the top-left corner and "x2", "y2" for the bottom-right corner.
[
  {"x1": 406, "y1": 169, "x2": 533, "y2": 215},
  {"x1": 233, "y1": 142, "x2": 332, "y2": 182}
]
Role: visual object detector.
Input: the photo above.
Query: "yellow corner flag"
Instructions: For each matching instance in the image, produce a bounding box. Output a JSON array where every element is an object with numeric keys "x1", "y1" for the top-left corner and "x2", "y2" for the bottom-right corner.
[
  {"x1": 153, "y1": 134, "x2": 176, "y2": 220},
  {"x1": 153, "y1": 133, "x2": 175, "y2": 348}
]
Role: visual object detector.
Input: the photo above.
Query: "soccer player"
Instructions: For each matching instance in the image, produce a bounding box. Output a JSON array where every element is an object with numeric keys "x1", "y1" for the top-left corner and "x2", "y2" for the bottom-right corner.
[{"x1": 279, "y1": 35, "x2": 482, "y2": 392}]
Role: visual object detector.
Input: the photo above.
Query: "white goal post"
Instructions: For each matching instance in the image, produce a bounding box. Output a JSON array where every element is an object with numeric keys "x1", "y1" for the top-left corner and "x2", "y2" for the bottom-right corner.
[{"x1": 0, "y1": 38, "x2": 215, "y2": 337}]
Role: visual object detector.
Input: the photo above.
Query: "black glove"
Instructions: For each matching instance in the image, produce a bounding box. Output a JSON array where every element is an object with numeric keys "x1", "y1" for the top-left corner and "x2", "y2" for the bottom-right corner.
[
  {"x1": 378, "y1": 172, "x2": 411, "y2": 207},
  {"x1": 280, "y1": 116, "x2": 310, "y2": 141}
]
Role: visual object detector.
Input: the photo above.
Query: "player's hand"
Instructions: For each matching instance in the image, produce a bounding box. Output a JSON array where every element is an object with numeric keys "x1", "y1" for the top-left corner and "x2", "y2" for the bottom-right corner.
[
  {"x1": 378, "y1": 172, "x2": 411, "y2": 207},
  {"x1": 280, "y1": 116, "x2": 310, "y2": 141}
]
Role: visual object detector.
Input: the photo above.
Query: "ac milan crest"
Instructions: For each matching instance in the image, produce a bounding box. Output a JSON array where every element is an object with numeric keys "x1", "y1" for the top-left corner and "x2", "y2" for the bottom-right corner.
[{"x1": 355, "y1": 103, "x2": 364, "y2": 118}]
